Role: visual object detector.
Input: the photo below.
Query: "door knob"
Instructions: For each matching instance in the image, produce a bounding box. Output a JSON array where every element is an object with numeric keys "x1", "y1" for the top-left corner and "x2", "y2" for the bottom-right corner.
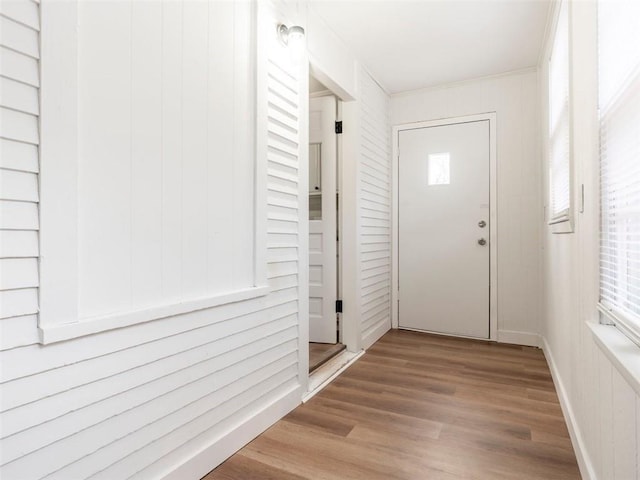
[
  {"x1": 478, "y1": 238, "x2": 487, "y2": 246},
  {"x1": 478, "y1": 220, "x2": 486, "y2": 228}
]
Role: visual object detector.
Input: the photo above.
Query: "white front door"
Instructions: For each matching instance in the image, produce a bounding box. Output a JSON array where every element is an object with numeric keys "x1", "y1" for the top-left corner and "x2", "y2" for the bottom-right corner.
[
  {"x1": 398, "y1": 120, "x2": 490, "y2": 338},
  {"x1": 308, "y1": 96, "x2": 337, "y2": 343}
]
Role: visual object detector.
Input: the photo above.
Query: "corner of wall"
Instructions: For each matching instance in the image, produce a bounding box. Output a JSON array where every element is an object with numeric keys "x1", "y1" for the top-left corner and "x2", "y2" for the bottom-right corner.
[
  {"x1": 162, "y1": 385, "x2": 302, "y2": 480},
  {"x1": 540, "y1": 335, "x2": 597, "y2": 480}
]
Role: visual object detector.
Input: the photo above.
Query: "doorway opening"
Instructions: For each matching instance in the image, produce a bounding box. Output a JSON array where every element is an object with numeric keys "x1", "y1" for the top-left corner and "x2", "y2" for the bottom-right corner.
[{"x1": 307, "y1": 73, "x2": 344, "y2": 373}]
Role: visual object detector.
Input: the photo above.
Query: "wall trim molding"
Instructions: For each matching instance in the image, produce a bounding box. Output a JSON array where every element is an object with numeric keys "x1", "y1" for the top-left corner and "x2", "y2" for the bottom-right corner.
[
  {"x1": 589, "y1": 321, "x2": 640, "y2": 397},
  {"x1": 541, "y1": 335, "x2": 597, "y2": 480},
  {"x1": 161, "y1": 384, "x2": 302, "y2": 480},
  {"x1": 496, "y1": 330, "x2": 540, "y2": 347},
  {"x1": 38, "y1": 285, "x2": 270, "y2": 345},
  {"x1": 390, "y1": 66, "x2": 538, "y2": 98}
]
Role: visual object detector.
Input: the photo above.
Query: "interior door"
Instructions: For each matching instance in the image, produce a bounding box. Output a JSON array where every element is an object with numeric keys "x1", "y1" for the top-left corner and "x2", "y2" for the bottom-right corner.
[
  {"x1": 308, "y1": 95, "x2": 337, "y2": 343},
  {"x1": 398, "y1": 120, "x2": 490, "y2": 338}
]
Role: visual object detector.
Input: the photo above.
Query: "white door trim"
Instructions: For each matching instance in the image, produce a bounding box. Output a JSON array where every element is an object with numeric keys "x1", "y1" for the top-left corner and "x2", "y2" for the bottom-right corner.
[
  {"x1": 300, "y1": 59, "x2": 361, "y2": 396},
  {"x1": 391, "y1": 113, "x2": 498, "y2": 341}
]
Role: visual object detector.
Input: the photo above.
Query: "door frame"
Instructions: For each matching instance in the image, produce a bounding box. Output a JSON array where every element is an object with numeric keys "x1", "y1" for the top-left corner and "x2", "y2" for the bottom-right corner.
[
  {"x1": 298, "y1": 58, "x2": 360, "y2": 394},
  {"x1": 391, "y1": 113, "x2": 498, "y2": 341}
]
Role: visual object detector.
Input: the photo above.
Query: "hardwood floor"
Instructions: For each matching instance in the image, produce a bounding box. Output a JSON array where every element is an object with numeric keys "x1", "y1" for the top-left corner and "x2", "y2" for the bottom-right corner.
[
  {"x1": 309, "y1": 342, "x2": 347, "y2": 373},
  {"x1": 205, "y1": 330, "x2": 580, "y2": 480}
]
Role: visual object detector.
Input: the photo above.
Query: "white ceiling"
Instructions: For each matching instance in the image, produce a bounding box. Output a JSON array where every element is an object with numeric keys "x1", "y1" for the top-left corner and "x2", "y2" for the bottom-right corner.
[{"x1": 310, "y1": 0, "x2": 551, "y2": 94}]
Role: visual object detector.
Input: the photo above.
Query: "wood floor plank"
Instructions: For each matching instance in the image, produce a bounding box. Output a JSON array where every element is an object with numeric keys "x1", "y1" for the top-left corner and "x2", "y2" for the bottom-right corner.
[
  {"x1": 204, "y1": 330, "x2": 580, "y2": 480},
  {"x1": 202, "y1": 455, "x2": 307, "y2": 480}
]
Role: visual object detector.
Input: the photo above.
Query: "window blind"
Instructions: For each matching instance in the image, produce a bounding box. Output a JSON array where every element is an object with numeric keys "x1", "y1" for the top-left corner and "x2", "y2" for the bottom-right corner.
[
  {"x1": 599, "y1": 0, "x2": 640, "y2": 339},
  {"x1": 548, "y1": 0, "x2": 571, "y2": 223}
]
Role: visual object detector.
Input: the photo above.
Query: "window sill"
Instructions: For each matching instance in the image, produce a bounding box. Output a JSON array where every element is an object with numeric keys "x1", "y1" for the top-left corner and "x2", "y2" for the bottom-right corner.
[
  {"x1": 38, "y1": 285, "x2": 270, "y2": 345},
  {"x1": 549, "y1": 217, "x2": 574, "y2": 234},
  {"x1": 588, "y1": 321, "x2": 640, "y2": 397}
]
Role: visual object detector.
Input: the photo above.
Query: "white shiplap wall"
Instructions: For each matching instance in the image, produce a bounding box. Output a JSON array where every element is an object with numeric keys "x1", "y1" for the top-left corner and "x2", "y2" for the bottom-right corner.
[
  {"x1": 0, "y1": 1, "x2": 304, "y2": 478},
  {"x1": 357, "y1": 67, "x2": 392, "y2": 349},
  {"x1": 0, "y1": 0, "x2": 41, "y2": 349}
]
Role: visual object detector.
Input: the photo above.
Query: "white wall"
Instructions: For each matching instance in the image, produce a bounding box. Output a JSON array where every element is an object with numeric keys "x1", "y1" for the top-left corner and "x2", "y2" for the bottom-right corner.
[
  {"x1": 0, "y1": 1, "x2": 304, "y2": 478},
  {"x1": 38, "y1": 1, "x2": 260, "y2": 337},
  {"x1": 306, "y1": 4, "x2": 357, "y2": 101},
  {"x1": 539, "y1": 2, "x2": 640, "y2": 479},
  {"x1": 0, "y1": 0, "x2": 41, "y2": 349},
  {"x1": 391, "y1": 70, "x2": 542, "y2": 344},
  {"x1": 0, "y1": 0, "x2": 395, "y2": 477},
  {"x1": 75, "y1": 0, "x2": 254, "y2": 317},
  {"x1": 357, "y1": 67, "x2": 393, "y2": 349}
]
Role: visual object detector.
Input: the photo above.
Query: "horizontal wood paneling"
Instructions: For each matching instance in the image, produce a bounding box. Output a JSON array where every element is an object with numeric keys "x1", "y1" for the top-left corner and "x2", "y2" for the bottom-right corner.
[
  {"x1": 0, "y1": 46, "x2": 39, "y2": 87},
  {"x1": 0, "y1": 75, "x2": 38, "y2": 114},
  {"x1": 0, "y1": 0, "x2": 40, "y2": 31},
  {"x1": 1, "y1": 315, "x2": 298, "y2": 436},
  {"x1": 0, "y1": 2, "x2": 304, "y2": 479},
  {"x1": 0, "y1": 108, "x2": 38, "y2": 144},
  {"x1": 0, "y1": 229, "x2": 38, "y2": 257},
  {"x1": 0, "y1": 314, "x2": 38, "y2": 350},
  {"x1": 0, "y1": 200, "x2": 38, "y2": 230},
  {"x1": 0, "y1": 169, "x2": 38, "y2": 201},
  {"x1": 0, "y1": 15, "x2": 39, "y2": 58},
  {"x1": 1, "y1": 290, "x2": 296, "y2": 384},
  {"x1": 2, "y1": 340, "x2": 299, "y2": 469},
  {"x1": 0, "y1": 0, "x2": 41, "y2": 374},
  {"x1": 358, "y1": 68, "x2": 391, "y2": 349},
  {"x1": 0, "y1": 288, "x2": 38, "y2": 319},
  {"x1": 0, "y1": 258, "x2": 37, "y2": 290},
  {"x1": 0, "y1": 138, "x2": 39, "y2": 172},
  {"x1": 126, "y1": 377, "x2": 299, "y2": 480}
]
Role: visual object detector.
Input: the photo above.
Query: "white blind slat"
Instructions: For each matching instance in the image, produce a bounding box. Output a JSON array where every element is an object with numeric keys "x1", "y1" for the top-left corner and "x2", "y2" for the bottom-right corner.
[
  {"x1": 598, "y1": 0, "x2": 640, "y2": 334},
  {"x1": 548, "y1": 0, "x2": 571, "y2": 220}
]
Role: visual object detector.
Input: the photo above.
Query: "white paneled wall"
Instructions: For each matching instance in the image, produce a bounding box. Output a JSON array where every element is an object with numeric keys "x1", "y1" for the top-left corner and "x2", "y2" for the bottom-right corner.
[
  {"x1": 0, "y1": 0, "x2": 41, "y2": 350},
  {"x1": 391, "y1": 70, "x2": 542, "y2": 345},
  {"x1": 358, "y1": 67, "x2": 392, "y2": 349},
  {"x1": 72, "y1": 0, "x2": 254, "y2": 319},
  {"x1": 0, "y1": 1, "x2": 304, "y2": 478},
  {"x1": 540, "y1": 3, "x2": 640, "y2": 479}
]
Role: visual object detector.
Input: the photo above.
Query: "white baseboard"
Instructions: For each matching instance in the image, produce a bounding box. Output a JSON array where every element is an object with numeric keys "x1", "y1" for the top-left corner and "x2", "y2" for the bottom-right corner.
[
  {"x1": 541, "y1": 336, "x2": 597, "y2": 480},
  {"x1": 362, "y1": 320, "x2": 391, "y2": 350},
  {"x1": 497, "y1": 329, "x2": 541, "y2": 347},
  {"x1": 162, "y1": 384, "x2": 302, "y2": 480}
]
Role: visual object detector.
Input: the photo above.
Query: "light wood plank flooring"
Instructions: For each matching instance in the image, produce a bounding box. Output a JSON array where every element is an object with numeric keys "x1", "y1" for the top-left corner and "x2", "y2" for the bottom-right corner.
[{"x1": 205, "y1": 330, "x2": 580, "y2": 480}]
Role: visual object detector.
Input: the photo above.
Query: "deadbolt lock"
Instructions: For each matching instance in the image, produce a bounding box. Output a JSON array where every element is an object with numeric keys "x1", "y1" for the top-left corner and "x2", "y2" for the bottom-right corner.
[
  {"x1": 478, "y1": 220, "x2": 487, "y2": 228},
  {"x1": 478, "y1": 238, "x2": 487, "y2": 246}
]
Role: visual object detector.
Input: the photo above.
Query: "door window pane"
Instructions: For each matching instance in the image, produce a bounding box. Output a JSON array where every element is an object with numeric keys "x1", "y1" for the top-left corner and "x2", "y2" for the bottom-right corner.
[
  {"x1": 428, "y1": 153, "x2": 450, "y2": 185},
  {"x1": 309, "y1": 143, "x2": 322, "y2": 219}
]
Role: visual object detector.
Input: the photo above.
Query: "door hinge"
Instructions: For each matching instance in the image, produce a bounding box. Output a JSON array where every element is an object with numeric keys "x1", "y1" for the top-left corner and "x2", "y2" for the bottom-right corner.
[
  {"x1": 335, "y1": 121, "x2": 343, "y2": 134},
  {"x1": 335, "y1": 300, "x2": 343, "y2": 313}
]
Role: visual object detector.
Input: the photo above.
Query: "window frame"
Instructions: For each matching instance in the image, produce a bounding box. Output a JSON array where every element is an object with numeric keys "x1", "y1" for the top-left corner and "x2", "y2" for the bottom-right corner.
[
  {"x1": 596, "y1": 0, "x2": 640, "y2": 345},
  {"x1": 547, "y1": 0, "x2": 574, "y2": 234}
]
